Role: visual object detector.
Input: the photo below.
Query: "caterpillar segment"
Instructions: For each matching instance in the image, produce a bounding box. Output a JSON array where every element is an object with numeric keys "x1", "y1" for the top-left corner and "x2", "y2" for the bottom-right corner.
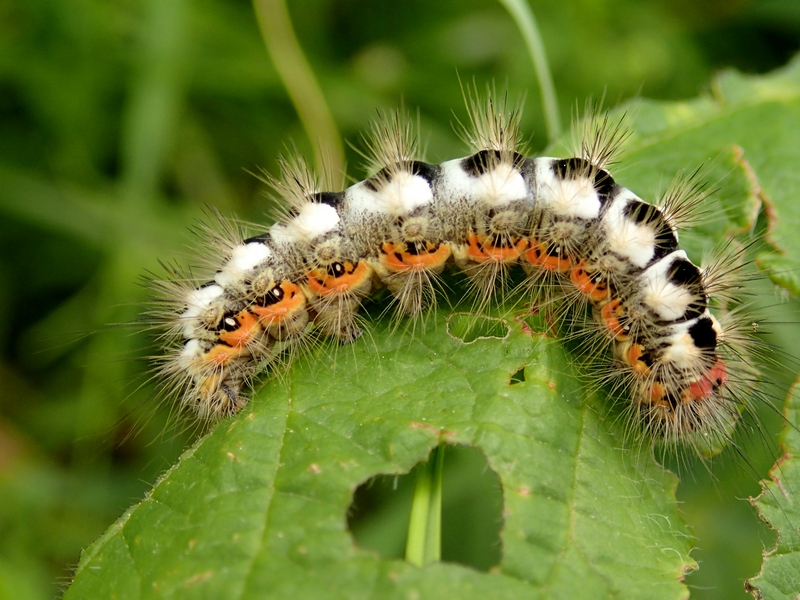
[
  {"x1": 450, "y1": 94, "x2": 530, "y2": 306},
  {"x1": 165, "y1": 284, "x2": 265, "y2": 419},
  {"x1": 152, "y1": 104, "x2": 748, "y2": 450},
  {"x1": 153, "y1": 234, "x2": 316, "y2": 416},
  {"x1": 344, "y1": 160, "x2": 447, "y2": 317},
  {"x1": 349, "y1": 110, "x2": 451, "y2": 317},
  {"x1": 446, "y1": 151, "x2": 532, "y2": 306}
]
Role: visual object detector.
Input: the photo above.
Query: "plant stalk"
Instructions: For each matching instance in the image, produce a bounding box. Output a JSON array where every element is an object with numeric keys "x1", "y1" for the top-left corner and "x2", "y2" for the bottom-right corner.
[
  {"x1": 498, "y1": 0, "x2": 561, "y2": 143},
  {"x1": 252, "y1": 0, "x2": 345, "y2": 176},
  {"x1": 405, "y1": 444, "x2": 445, "y2": 566}
]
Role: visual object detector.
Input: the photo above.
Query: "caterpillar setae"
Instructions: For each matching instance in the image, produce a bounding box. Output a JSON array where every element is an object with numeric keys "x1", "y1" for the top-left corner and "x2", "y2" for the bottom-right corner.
[{"x1": 148, "y1": 93, "x2": 757, "y2": 451}]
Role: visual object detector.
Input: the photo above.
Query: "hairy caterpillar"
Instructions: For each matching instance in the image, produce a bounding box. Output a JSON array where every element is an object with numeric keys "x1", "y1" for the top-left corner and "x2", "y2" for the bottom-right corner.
[{"x1": 149, "y1": 94, "x2": 757, "y2": 451}]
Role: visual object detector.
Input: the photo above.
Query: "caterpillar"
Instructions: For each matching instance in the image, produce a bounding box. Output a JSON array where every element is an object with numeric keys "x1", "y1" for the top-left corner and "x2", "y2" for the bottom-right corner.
[{"x1": 149, "y1": 94, "x2": 756, "y2": 451}]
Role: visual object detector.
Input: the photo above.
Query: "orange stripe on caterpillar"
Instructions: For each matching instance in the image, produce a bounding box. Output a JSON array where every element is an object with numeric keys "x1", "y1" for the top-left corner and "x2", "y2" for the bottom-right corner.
[
  {"x1": 305, "y1": 261, "x2": 373, "y2": 296},
  {"x1": 217, "y1": 310, "x2": 262, "y2": 349},
  {"x1": 250, "y1": 281, "x2": 310, "y2": 342},
  {"x1": 570, "y1": 261, "x2": 610, "y2": 302},
  {"x1": 646, "y1": 382, "x2": 668, "y2": 406},
  {"x1": 251, "y1": 281, "x2": 306, "y2": 325},
  {"x1": 639, "y1": 358, "x2": 727, "y2": 410},
  {"x1": 599, "y1": 297, "x2": 628, "y2": 340},
  {"x1": 379, "y1": 241, "x2": 452, "y2": 272},
  {"x1": 616, "y1": 341, "x2": 652, "y2": 376},
  {"x1": 465, "y1": 233, "x2": 528, "y2": 263},
  {"x1": 522, "y1": 239, "x2": 574, "y2": 273},
  {"x1": 686, "y1": 358, "x2": 727, "y2": 403},
  {"x1": 204, "y1": 343, "x2": 250, "y2": 366}
]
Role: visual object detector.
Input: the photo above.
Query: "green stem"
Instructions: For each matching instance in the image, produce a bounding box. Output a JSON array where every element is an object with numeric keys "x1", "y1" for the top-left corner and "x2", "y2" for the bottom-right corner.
[
  {"x1": 252, "y1": 0, "x2": 345, "y2": 177},
  {"x1": 498, "y1": 0, "x2": 561, "y2": 143},
  {"x1": 405, "y1": 444, "x2": 445, "y2": 566}
]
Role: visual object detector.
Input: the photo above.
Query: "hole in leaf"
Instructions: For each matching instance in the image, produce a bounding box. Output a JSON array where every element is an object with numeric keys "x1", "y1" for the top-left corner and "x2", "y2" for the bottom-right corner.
[
  {"x1": 509, "y1": 366, "x2": 526, "y2": 385},
  {"x1": 446, "y1": 313, "x2": 510, "y2": 344},
  {"x1": 347, "y1": 444, "x2": 503, "y2": 571}
]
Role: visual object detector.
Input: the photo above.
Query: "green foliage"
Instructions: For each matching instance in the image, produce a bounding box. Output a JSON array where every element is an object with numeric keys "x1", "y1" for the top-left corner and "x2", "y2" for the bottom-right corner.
[
  {"x1": 2, "y1": 1, "x2": 800, "y2": 599},
  {"x1": 748, "y1": 384, "x2": 800, "y2": 599}
]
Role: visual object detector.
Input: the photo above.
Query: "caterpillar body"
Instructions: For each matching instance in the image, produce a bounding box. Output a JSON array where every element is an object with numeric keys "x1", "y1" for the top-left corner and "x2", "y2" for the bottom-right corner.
[{"x1": 151, "y1": 99, "x2": 753, "y2": 450}]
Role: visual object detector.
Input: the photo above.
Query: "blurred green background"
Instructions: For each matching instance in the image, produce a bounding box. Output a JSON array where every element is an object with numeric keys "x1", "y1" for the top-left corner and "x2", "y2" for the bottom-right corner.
[{"x1": 1, "y1": 0, "x2": 799, "y2": 598}]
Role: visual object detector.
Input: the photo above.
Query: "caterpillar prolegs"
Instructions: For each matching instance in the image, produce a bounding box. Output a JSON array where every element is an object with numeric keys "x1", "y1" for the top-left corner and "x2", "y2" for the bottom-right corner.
[{"x1": 151, "y1": 98, "x2": 754, "y2": 449}]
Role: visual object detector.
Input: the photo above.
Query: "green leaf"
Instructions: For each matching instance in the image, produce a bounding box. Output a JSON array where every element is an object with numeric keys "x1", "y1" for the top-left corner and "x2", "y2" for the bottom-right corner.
[
  {"x1": 747, "y1": 384, "x2": 800, "y2": 600},
  {"x1": 65, "y1": 309, "x2": 693, "y2": 599},
  {"x1": 616, "y1": 55, "x2": 800, "y2": 293}
]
